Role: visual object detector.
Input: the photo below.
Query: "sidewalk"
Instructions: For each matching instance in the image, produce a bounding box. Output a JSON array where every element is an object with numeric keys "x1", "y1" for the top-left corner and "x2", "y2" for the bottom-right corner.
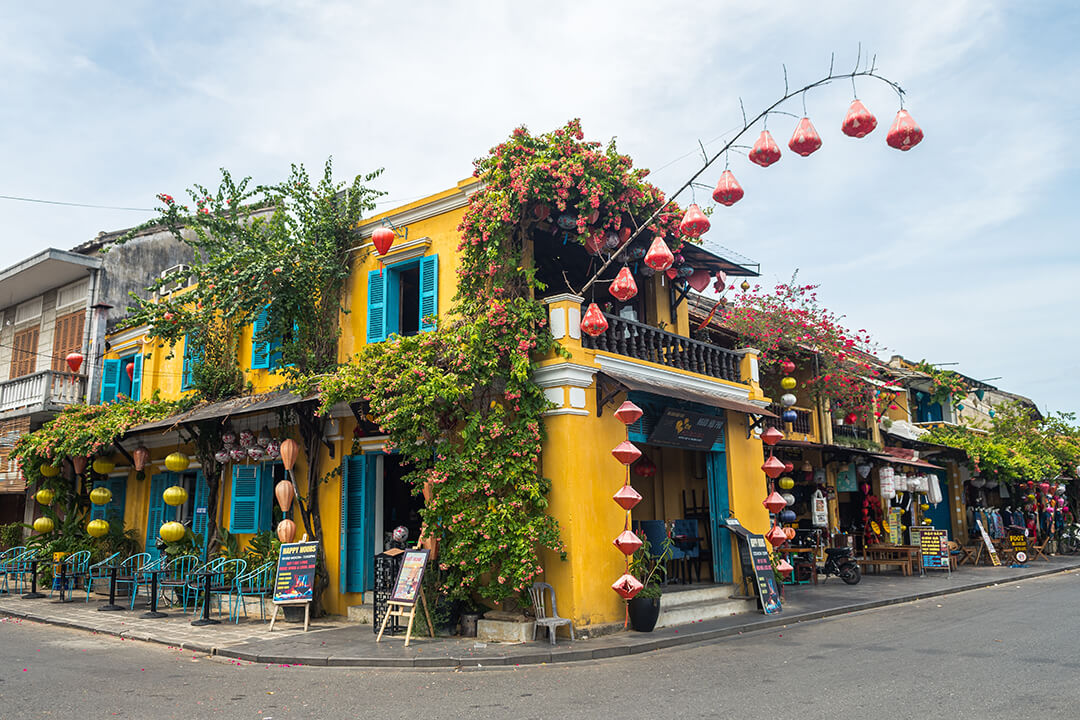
[{"x1": 2, "y1": 556, "x2": 1078, "y2": 668}]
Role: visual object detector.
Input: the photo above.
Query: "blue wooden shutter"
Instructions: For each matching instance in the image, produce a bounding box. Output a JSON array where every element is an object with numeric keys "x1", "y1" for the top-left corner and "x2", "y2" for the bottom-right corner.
[
  {"x1": 366, "y1": 269, "x2": 387, "y2": 343},
  {"x1": 342, "y1": 454, "x2": 374, "y2": 593},
  {"x1": 419, "y1": 254, "x2": 439, "y2": 332},
  {"x1": 258, "y1": 462, "x2": 275, "y2": 532},
  {"x1": 181, "y1": 337, "x2": 198, "y2": 391},
  {"x1": 145, "y1": 473, "x2": 169, "y2": 560},
  {"x1": 100, "y1": 359, "x2": 121, "y2": 403},
  {"x1": 706, "y1": 452, "x2": 733, "y2": 583},
  {"x1": 251, "y1": 307, "x2": 271, "y2": 369},
  {"x1": 129, "y1": 353, "x2": 143, "y2": 401},
  {"x1": 192, "y1": 471, "x2": 210, "y2": 556},
  {"x1": 229, "y1": 465, "x2": 260, "y2": 533}
]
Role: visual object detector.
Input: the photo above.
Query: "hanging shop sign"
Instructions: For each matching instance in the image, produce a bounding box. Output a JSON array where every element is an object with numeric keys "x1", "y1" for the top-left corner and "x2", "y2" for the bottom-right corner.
[
  {"x1": 836, "y1": 463, "x2": 857, "y2": 492},
  {"x1": 1009, "y1": 533, "x2": 1028, "y2": 564},
  {"x1": 724, "y1": 517, "x2": 782, "y2": 615},
  {"x1": 887, "y1": 507, "x2": 904, "y2": 545},
  {"x1": 974, "y1": 519, "x2": 1001, "y2": 567},
  {"x1": 917, "y1": 528, "x2": 949, "y2": 571},
  {"x1": 647, "y1": 408, "x2": 725, "y2": 450},
  {"x1": 269, "y1": 540, "x2": 319, "y2": 633}
]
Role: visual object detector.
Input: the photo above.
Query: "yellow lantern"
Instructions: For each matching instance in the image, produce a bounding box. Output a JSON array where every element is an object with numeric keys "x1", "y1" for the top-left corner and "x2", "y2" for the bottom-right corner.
[
  {"x1": 32, "y1": 516, "x2": 54, "y2": 533},
  {"x1": 780, "y1": 377, "x2": 797, "y2": 390},
  {"x1": 35, "y1": 488, "x2": 55, "y2": 506},
  {"x1": 163, "y1": 485, "x2": 188, "y2": 507},
  {"x1": 159, "y1": 521, "x2": 186, "y2": 543},
  {"x1": 86, "y1": 519, "x2": 110, "y2": 538},
  {"x1": 778, "y1": 477, "x2": 795, "y2": 490},
  {"x1": 89, "y1": 487, "x2": 113, "y2": 505},
  {"x1": 164, "y1": 452, "x2": 190, "y2": 472},
  {"x1": 39, "y1": 463, "x2": 60, "y2": 478},
  {"x1": 919, "y1": 503, "x2": 930, "y2": 511},
  {"x1": 91, "y1": 457, "x2": 116, "y2": 475}
]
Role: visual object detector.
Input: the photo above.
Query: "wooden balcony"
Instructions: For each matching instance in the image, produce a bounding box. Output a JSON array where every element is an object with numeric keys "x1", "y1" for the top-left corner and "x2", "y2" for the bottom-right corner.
[
  {"x1": 0, "y1": 370, "x2": 87, "y2": 417},
  {"x1": 581, "y1": 312, "x2": 741, "y2": 383}
]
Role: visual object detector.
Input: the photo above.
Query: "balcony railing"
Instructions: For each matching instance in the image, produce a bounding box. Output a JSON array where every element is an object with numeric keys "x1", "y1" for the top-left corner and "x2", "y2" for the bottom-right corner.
[
  {"x1": 832, "y1": 423, "x2": 872, "y2": 442},
  {"x1": 582, "y1": 312, "x2": 741, "y2": 383},
  {"x1": 0, "y1": 370, "x2": 87, "y2": 415},
  {"x1": 765, "y1": 405, "x2": 814, "y2": 436}
]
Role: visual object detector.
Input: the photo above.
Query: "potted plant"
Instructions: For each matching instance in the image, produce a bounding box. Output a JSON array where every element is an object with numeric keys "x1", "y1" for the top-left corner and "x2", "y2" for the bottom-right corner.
[{"x1": 627, "y1": 535, "x2": 672, "y2": 632}]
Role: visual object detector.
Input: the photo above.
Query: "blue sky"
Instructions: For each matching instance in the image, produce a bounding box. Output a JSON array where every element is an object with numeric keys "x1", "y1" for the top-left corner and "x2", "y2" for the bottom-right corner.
[{"x1": 2, "y1": 2, "x2": 1078, "y2": 414}]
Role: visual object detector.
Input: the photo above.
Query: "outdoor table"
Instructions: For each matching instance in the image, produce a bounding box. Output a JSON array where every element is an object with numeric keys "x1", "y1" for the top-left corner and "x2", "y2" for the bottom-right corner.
[
  {"x1": 191, "y1": 568, "x2": 220, "y2": 626},
  {"x1": 781, "y1": 547, "x2": 819, "y2": 585},
  {"x1": 99, "y1": 564, "x2": 124, "y2": 611},
  {"x1": 140, "y1": 568, "x2": 168, "y2": 619},
  {"x1": 22, "y1": 556, "x2": 45, "y2": 599}
]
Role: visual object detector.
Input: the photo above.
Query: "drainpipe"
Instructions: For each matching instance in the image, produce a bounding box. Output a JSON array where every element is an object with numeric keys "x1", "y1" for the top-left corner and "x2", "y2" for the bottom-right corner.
[
  {"x1": 85, "y1": 267, "x2": 112, "y2": 404},
  {"x1": 80, "y1": 267, "x2": 99, "y2": 403}
]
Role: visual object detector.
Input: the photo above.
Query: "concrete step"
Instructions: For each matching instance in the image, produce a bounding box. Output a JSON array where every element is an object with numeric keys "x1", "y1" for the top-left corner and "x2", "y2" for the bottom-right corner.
[
  {"x1": 656, "y1": 587, "x2": 755, "y2": 629},
  {"x1": 346, "y1": 604, "x2": 373, "y2": 624},
  {"x1": 659, "y1": 584, "x2": 736, "y2": 609}
]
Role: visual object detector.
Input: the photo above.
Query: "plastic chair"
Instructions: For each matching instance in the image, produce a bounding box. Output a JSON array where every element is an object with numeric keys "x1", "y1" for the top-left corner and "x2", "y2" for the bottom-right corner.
[
  {"x1": 157, "y1": 554, "x2": 199, "y2": 610},
  {"x1": 230, "y1": 561, "x2": 275, "y2": 623},
  {"x1": 50, "y1": 550, "x2": 91, "y2": 599},
  {"x1": 529, "y1": 582, "x2": 574, "y2": 645},
  {"x1": 109, "y1": 553, "x2": 150, "y2": 606},
  {"x1": 83, "y1": 552, "x2": 121, "y2": 602}
]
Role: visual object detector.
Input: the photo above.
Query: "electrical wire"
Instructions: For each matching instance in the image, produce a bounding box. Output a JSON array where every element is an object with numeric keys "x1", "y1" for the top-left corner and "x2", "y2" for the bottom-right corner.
[{"x1": 0, "y1": 194, "x2": 153, "y2": 212}]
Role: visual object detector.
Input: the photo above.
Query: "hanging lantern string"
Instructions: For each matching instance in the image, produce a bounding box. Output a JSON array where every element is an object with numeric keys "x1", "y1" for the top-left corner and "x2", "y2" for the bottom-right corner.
[
  {"x1": 575, "y1": 49, "x2": 907, "y2": 296},
  {"x1": 802, "y1": 89, "x2": 808, "y2": 116}
]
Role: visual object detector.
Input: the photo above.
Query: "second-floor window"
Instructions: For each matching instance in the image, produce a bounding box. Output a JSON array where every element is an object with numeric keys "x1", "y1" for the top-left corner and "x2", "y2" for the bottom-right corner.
[
  {"x1": 366, "y1": 254, "x2": 438, "y2": 343},
  {"x1": 51, "y1": 310, "x2": 85, "y2": 373},
  {"x1": 100, "y1": 353, "x2": 142, "y2": 403},
  {"x1": 10, "y1": 326, "x2": 38, "y2": 379},
  {"x1": 181, "y1": 336, "x2": 201, "y2": 391}
]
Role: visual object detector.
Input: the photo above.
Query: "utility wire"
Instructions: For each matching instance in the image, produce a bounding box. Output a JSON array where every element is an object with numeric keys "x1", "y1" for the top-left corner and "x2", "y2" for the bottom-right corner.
[{"x1": 0, "y1": 194, "x2": 154, "y2": 212}]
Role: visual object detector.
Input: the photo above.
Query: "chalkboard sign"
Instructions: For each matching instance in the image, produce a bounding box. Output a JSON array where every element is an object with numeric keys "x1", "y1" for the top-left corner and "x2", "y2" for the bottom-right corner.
[
  {"x1": 647, "y1": 408, "x2": 725, "y2": 450},
  {"x1": 724, "y1": 518, "x2": 781, "y2": 615},
  {"x1": 273, "y1": 541, "x2": 318, "y2": 603},
  {"x1": 390, "y1": 549, "x2": 429, "y2": 606},
  {"x1": 918, "y1": 528, "x2": 949, "y2": 570}
]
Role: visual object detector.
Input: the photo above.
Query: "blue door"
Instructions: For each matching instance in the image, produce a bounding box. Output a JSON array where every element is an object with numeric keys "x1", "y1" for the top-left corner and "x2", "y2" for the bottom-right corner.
[
  {"x1": 922, "y1": 469, "x2": 952, "y2": 538},
  {"x1": 341, "y1": 454, "x2": 376, "y2": 593},
  {"x1": 706, "y1": 450, "x2": 733, "y2": 583},
  {"x1": 146, "y1": 474, "x2": 169, "y2": 561}
]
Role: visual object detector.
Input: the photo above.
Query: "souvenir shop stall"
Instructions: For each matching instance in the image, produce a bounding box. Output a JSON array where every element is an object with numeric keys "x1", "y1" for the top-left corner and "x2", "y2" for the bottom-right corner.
[
  {"x1": 966, "y1": 477, "x2": 1072, "y2": 552},
  {"x1": 767, "y1": 438, "x2": 831, "y2": 584}
]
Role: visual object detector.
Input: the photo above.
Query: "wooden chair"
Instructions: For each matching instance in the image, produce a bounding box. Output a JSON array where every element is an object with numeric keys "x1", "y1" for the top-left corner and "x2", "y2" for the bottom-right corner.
[{"x1": 1031, "y1": 537, "x2": 1051, "y2": 562}]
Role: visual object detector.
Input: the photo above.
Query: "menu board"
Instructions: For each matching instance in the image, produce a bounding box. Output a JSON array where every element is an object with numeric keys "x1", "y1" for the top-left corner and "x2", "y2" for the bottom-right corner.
[
  {"x1": 389, "y1": 549, "x2": 429, "y2": 606},
  {"x1": 273, "y1": 541, "x2": 318, "y2": 603},
  {"x1": 887, "y1": 507, "x2": 904, "y2": 545},
  {"x1": 1009, "y1": 534, "x2": 1028, "y2": 564},
  {"x1": 974, "y1": 520, "x2": 1001, "y2": 567},
  {"x1": 724, "y1": 518, "x2": 782, "y2": 615},
  {"x1": 647, "y1": 409, "x2": 725, "y2": 450},
  {"x1": 918, "y1": 528, "x2": 949, "y2": 569}
]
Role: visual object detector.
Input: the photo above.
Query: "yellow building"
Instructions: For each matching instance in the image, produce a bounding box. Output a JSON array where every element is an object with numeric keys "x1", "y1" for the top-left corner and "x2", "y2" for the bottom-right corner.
[{"x1": 101, "y1": 179, "x2": 777, "y2": 628}]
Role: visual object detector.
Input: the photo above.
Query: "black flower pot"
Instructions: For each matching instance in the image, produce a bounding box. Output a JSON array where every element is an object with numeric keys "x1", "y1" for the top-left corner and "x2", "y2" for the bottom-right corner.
[{"x1": 628, "y1": 595, "x2": 661, "y2": 632}]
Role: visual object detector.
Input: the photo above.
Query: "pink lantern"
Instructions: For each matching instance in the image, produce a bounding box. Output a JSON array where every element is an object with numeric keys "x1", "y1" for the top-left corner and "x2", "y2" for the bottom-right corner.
[
  {"x1": 613, "y1": 485, "x2": 643, "y2": 510},
  {"x1": 581, "y1": 302, "x2": 608, "y2": 337},
  {"x1": 749, "y1": 130, "x2": 781, "y2": 167},
  {"x1": 372, "y1": 227, "x2": 395, "y2": 256},
  {"x1": 611, "y1": 440, "x2": 643, "y2": 466},
  {"x1": 643, "y1": 237, "x2": 674, "y2": 272},
  {"x1": 678, "y1": 204, "x2": 710, "y2": 238},
  {"x1": 765, "y1": 524, "x2": 789, "y2": 548},
  {"x1": 788, "y1": 117, "x2": 823, "y2": 156},
  {"x1": 713, "y1": 270, "x2": 728, "y2": 293},
  {"x1": 712, "y1": 170, "x2": 744, "y2": 206},
  {"x1": 66, "y1": 352, "x2": 84, "y2": 374},
  {"x1": 776, "y1": 558, "x2": 794, "y2": 575},
  {"x1": 886, "y1": 109, "x2": 924, "y2": 151},
  {"x1": 842, "y1": 99, "x2": 877, "y2": 138},
  {"x1": 780, "y1": 359, "x2": 796, "y2": 374},
  {"x1": 687, "y1": 269, "x2": 712, "y2": 293},
  {"x1": 614, "y1": 401, "x2": 643, "y2": 426},
  {"x1": 762, "y1": 455, "x2": 786, "y2": 479},
  {"x1": 1039, "y1": 482, "x2": 1051, "y2": 493},
  {"x1": 609, "y1": 267, "x2": 638, "y2": 302},
  {"x1": 612, "y1": 573, "x2": 644, "y2": 600},
  {"x1": 763, "y1": 491, "x2": 787, "y2": 514},
  {"x1": 761, "y1": 427, "x2": 785, "y2": 446},
  {"x1": 783, "y1": 461, "x2": 795, "y2": 474},
  {"x1": 612, "y1": 530, "x2": 644, "y2": 556}
]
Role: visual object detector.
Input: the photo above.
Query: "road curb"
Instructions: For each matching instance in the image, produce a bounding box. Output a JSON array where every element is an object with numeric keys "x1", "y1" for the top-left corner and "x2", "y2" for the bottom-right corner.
[{"x1": 4, "y1": 563, "x2": 1076, "y2": 669}]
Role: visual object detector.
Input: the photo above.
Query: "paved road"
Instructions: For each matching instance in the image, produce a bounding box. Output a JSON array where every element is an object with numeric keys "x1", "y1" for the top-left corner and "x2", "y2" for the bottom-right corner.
[{"x1": 2, "y1": 573, "x2": 1078, "y2": 720}]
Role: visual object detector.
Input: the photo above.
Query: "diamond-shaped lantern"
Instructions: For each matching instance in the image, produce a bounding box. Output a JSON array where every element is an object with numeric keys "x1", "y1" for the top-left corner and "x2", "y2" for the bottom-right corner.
[
  {"x1": 613, "y1": 484, "x2": 643, "y2": 510},
  {"x1": 886, "y1": 109, "x2": 924, "y2": 151},
  {"x1": 612, "y1": 573, "x2": 644, "y2": 600},
  {"x1": 749, "y1": 130, "x2": 781, "y2": 167},
  {"x1": 763, "y1": 491, "x2": 787, "y2": 514},
  {"x1": 611, "y1": 440, "x2": 642, "y2": 466},
  {"x1": 762, "y1": 455, "x2": 786, "y2": 479},
  {"x1": 765, "y1": 524, "x2": 789, "y2": 548},
  {"x1": 614, "y1": 401, "x2": 643, "y2": 426},
  {"x1": 788, "y1": 117, "x2": 823, "y2": 156},
  {"x1": 644, "y1": 237, "x2": 675, "y2": 272},
  {"x1": 842, "y1": 99, "x2": 877, "y2": 138},
  {"x1": 613, "y1": 530, "x2": 644, "y2": 556},
  {"x1": 776, "y1": 557, "x2": 794, "y2": 575},
  {"x1": 760, "y1": 427, "x2": 785, "y2": 446},
  {"x1": 712, "y1": 169, "x2": 744, "y2": 206},
  {"x1": 609, "y1": 266, "x2": 638, "y2": 302},
  {"x1": 581, "y1": 302, "x2": 608, "y2": 337},
  {"x1": 678, "y1": 204, "x2": 710, "y2": 238}
]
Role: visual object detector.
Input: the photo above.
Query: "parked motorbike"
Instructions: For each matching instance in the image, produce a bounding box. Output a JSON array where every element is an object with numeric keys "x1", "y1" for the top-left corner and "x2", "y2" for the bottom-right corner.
[{"x1": 819, "y1": 546, "x2": 861, "y2": 584}]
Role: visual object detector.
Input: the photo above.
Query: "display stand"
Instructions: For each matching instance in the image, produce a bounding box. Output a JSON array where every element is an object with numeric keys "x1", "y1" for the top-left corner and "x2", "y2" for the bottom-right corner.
[
  {"x1": 375, "y1": 592, "x2": 434, "y2": 647},
  {"x1": 375, "y1": 549, "x2": 435, "y2": 647},
  {"x1": 268, "y1": 600, "x2": 311, "y2": 632}
]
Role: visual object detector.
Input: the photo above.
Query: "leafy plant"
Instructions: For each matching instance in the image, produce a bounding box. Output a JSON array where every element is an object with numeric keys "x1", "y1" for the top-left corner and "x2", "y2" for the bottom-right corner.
[
  {"x1": 161, "y1": 527, "x2": 204, "y2": 561},
  {"x1": 245, "y1": 530, "x2": 281, "y2": 569},
  {"x1": 0, "y1": 522, "x2": 22, "y2": 549},
  {"x1": 628, "y1": 535, "x2": 673, "y2": 600}
]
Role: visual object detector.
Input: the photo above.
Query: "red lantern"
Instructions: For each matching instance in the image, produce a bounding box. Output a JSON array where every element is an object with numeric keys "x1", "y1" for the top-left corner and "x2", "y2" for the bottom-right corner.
[
  {"x1": 776, "y1": 558, "x2": 794, "y2": 575},
  {"x1": 687, "y1": 269, "x2": 711, "y2": 293},
  {"x1": 763, "y1": 491, "x2": 787, "y2": 514},
  {"x1": 749, "y1": 130, "x2": 781, "y2": 167},
  {"x1": 712, "y1": 170, "x2": 744, "y2": 206},
  {"x1": 633, "y1": 455, "x2": 657, "y2": 478},
  {"x1": 765, "y1": 524, "x2": 789, "y2": 548},
  {"x1": 780, "y1": 359, "x2": 796, "y2": 374},
  {"x1": 783, "y1": 461, "x2": 795, "y2": 474},
  {"x1": 762, "y1": 455, "x2": 786, "y2": 479},
  {"x1": 613, "y1": 484, "x2": 643, "y2": 510},
  {"x1": 613, "y1": 530, "x2": 643, "y2": 556},
  {"x1": 609, "y1": 267, "x2": 638, "y2": 302},
  {"x1": 643, "y1": 236, "x2": 674, "y2": 272},
  {"x1": 845, "y1": 412, "x2": 858, "y2": 425},
  {"x1": 618, "y1": 226, "x2": 631, "y2": 245},
  {"x1": 614, "y1": 401, "x2": 643, "y2": 426},
  {"x1": 580, "y1": 302, "x2": 608, "y2": 337},
  {"x1": 886, "y1": 109, "x2": 924, "y2": 151},
  {"x1": 611, "y1": 440, "x2": 642, "y2": 466},
  {"x1": 788, "y1": 117, "x2": 823, "y2": 157},
  {"x1": 584, "y1": 229, "x2": 604, "y2": 255},
  {"x1": 678, "y1": 203, "x2": 710, "y2": 238},
  {"x1": 532, "y1": 203, "x2": 550, "y2": 221},
  {"x1": 66, "y1": 352, "x2": 84, "y2": 374},
  {"x1": 125, "y1": 361, "x2": 134, "y2": 382},
  {"x1": 612, "y1": 573, "x2": 644, "y2": 600},
  {"x1": 842, "y1": 99, "x2": 878, "y2": 138},
  {"x1": 372, "y1": 227, "x2": 395, "y2": 256},
  {"x1": 783, "y1": 527, "x2": 797, "y2": 540},
  {"x1": 761, "y1": 427, "x2": 785, "y2": 446},
  {"x1": 713, "y1": 270, "x2": 727, "y2": 293}
]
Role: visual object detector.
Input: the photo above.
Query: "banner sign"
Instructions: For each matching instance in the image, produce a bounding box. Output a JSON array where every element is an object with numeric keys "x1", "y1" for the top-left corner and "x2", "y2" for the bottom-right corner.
[
  {"x1": 887, "y1": 507, "x2": 904, "y2": 545},
  {"x1": 724, "y1": 518, "x2": 781, "y2": 615},
  {"x1": 647, "y1": 408, "x2": 725, "y2": 450},
  {"x1": 273, "y1": 541, "x2": 318, "y2": 603},
  {"x1": 918, "y1": 528, "x2": 949, "y2": 570},
  {"x1": 1009, "y1": 534, "x2": 1028, "y2": 564},
  {"x1": 389, "y1": 549, "x2": 429, "y2": 606},
  {"x1": 975, "y1": 520, "x2": 1001, "y2": 567}
]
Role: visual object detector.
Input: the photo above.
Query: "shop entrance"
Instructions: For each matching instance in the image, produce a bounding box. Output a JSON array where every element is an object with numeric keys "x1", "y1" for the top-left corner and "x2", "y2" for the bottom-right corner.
[{"x1": 922, "y1": 469, "x2": 952, "y2": 537}]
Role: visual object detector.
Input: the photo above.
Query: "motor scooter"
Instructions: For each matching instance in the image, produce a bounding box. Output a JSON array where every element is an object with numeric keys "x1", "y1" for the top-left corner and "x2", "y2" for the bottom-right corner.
[{"x1": 819, "y1": 546, "x2": 861, "y2": 584}]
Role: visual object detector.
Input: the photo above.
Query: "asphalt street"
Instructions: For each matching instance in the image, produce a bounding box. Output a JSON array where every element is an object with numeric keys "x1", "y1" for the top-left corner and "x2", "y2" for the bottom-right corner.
[{"x1": 2, "y1": 572, "x2": 1078, "y2": 720}]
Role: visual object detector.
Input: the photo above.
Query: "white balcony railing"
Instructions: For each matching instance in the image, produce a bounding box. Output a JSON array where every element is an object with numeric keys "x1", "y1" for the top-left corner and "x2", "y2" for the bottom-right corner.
[{"x1": 0, "y1": 370, "x2": 87, "y2": 415}]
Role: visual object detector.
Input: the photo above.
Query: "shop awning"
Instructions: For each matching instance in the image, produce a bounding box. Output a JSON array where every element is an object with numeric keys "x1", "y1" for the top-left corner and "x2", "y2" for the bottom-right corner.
[
  {"x1": 598, "y1": 370, "x2": 776, "y2": 418},
  {"x1": 874, "y1": 447, "x2": 944, "y2": 470},
  {"x1": 126, "y1": 390, "x2": 318, "y2": 435}
]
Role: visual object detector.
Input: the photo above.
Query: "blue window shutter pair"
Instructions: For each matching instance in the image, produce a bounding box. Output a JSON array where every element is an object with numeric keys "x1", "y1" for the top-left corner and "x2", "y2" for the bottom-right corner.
[
  {"x1": 366, "y1": 255, "x2": 439, "y2": 342},
  {"x1": 145, "y1": 473, "x2": 169, "y2": 560},
  {"x1": 419, "y1": 255, "x2": 439, "y2": 332},
  {"x1": 181, "y1": 337, "x2": 201, "y2": 391},
  {"x1": 341, "y1": 454, "x2": 375, "y2": 593},
  {"x1": 251, "y1": 308, "x2": 271, "y2": 370},
  {"x1": 100, "y1": 359, "x2": 121, "y2": 403},
  {"x1": 366, "y1": 270, "x2": 388, "y2": 343},
  {"x1": 229, "y1": 465, "x2": 261, "y2": 533},
  {"x1": 129, "y1": 354, "x2": 143, "y2": 401}
]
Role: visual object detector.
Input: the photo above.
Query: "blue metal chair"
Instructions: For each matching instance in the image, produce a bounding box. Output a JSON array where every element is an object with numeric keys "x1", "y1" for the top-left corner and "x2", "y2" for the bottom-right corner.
[
  {"x1": 110, "y1": 553, "x2": 150, "y2": 606},
  {"x1": 0, "y1": 547, "x2": 28, "y2": 593},
  {"x1": 208, "y1": 559, "x2": 247, "y2": 620},
  {"x1": 1, "y1": 548, "x2": 33, "y2": 593},
  {"x1": 83, "y1": 552, "x2": 121, "y2": 602},
  {"x1": 185, "y1": 557, "x2": 227, "y2": 615},
  {"x1": 157, "y1": 554, "x2": 199, "y2": 610},
  {"x1": 128, "y1": 556, "x2": 165, "y2": 609},
  {"x1": 672, "y1": 518, "x2": 702, "y2": 583},
  {"x1": 50, "y1": 550, "x2": 91, "y2": 599},
  {"x1": 230, "y1": 561, "x2": 275, "y2": 623}
]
